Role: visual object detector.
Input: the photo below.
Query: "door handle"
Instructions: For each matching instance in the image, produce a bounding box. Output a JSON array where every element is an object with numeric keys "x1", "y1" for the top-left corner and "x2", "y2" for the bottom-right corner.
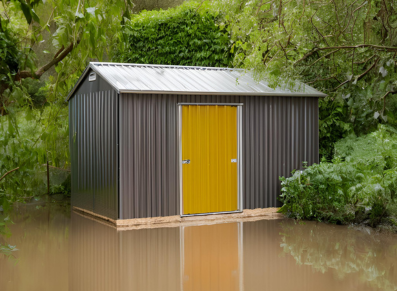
[{"x1": 182, "y1": 159, "x2": 190, "y2": 164}]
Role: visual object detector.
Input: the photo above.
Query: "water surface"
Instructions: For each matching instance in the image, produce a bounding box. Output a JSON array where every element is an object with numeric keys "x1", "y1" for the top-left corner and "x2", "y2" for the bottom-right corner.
[{"x1": 1, "y1": 201, "x2": 397, "y2": 291}]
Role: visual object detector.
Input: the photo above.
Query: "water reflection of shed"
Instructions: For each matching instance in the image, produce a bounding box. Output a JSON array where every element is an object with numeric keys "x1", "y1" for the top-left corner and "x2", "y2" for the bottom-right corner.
[
  {"x1": 67, "y1": 63, "x2": 325, "y2": 222},
  {"x1": 71, "y1": 212, "x2": 356, "y2": 291},
  {"x1": 70, "y1": 212, "x2": 242, "y2": 291}
]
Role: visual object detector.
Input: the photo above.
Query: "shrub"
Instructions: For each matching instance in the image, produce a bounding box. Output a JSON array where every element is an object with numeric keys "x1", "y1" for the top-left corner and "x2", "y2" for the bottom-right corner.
[
  {"x1": 278, "y1": 125, "x2": 397, "y2": 226},
  {"x1": 114, "y1": 2, "x2": 234, "y2": 67}
]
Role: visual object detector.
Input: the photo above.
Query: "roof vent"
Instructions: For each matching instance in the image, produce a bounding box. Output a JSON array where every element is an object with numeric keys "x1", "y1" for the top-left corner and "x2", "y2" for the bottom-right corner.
[{"x1": 89, "y1": 72, "x2": 96, "y2": 82}]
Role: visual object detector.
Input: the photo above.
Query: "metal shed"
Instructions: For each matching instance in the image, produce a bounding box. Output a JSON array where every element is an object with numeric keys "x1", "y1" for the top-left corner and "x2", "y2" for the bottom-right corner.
[{"x1": 68, "y1": 62, "x2": 325, "y2": 221}]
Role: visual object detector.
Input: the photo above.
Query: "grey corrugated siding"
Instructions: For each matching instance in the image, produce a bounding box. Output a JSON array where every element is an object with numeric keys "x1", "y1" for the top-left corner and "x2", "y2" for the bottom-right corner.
[
  {"x1": 119, "y1": 94, "x2": 318, "y2": 219},
  {"x1": 243, "y1": 96, "x2": 319, "y2": 208},
  {"x1": 69, "y1": 89, "x2": 119, "y2": 219}
]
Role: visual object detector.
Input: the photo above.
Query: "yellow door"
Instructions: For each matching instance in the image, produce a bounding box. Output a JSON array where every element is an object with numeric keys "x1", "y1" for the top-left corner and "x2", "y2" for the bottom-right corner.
[{"x1": 182, "y1": 105, "x2": 238, "y2": 215}]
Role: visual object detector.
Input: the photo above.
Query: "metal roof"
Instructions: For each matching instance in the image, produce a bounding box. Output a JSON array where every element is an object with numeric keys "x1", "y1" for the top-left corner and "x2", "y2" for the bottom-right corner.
[{"x1": 67, "y1": 62, "x2": 326, "y2": 100}]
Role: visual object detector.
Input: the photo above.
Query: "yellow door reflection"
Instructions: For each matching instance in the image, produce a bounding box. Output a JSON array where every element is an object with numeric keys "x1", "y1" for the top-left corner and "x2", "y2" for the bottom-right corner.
[{"x1": 182, "y1": 222, "x2": 242, "y2": 291}]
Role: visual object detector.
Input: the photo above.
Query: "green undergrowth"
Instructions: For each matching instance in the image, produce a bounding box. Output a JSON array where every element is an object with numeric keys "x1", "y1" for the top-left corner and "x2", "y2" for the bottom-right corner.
[{"x1": 278, "y1": 125, "x2": 397, "y2": 228}]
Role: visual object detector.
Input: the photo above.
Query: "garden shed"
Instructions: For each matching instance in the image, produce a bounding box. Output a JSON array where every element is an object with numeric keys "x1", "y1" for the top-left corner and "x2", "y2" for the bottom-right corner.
[{"x1": 67, "y1": 62, "x2": 325, "y2": 221}]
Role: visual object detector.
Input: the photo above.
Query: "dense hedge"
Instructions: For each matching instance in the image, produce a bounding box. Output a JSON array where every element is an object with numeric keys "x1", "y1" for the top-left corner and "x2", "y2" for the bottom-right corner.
[{"x1": 114, "y1": 2, "x2": 234, "y2": 67}]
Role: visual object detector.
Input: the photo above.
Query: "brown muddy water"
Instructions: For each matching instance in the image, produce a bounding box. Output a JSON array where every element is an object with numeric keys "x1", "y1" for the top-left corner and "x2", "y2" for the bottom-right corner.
[{"x1": 1, "y1": 200, "x2": 397, "y2": 291}]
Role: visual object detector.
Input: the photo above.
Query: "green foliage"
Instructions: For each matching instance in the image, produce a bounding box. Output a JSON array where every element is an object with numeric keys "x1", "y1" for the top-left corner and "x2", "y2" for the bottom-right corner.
[
  {"x1": 21, "y1": 79, "x2": 47, "y2": 107},
  {"x1": 319, "y1": 98, "x2": 350, "y2": 160},
  {"x1": 0, "y1": 213, "x2": 16, "y2": 259},
  {"x1": 50, "y1": 174, "x2": 71, "y2": 196},
  {"x1": 0, "y1": 243, "x2": 18, "y2": 259},
  {"x1": 114, "y1": 2, "x2": 234, "y2": 67},
  {"x1": 0, "y1": 0, "x2": 133, "y2": 204},
  {"x1": 279, "y1": 125, "x2": 397, "y2": 225},
  {"x1": 210, "y1": 0, "x2": 397, "y2": 154}
]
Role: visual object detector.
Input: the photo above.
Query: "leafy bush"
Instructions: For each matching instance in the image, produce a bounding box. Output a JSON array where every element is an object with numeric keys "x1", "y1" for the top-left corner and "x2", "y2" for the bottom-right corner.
[
  {"x1": 279, "y1": 125, "x2": 397, "y2": 226},
  {"x1": 50, "y1": 174, "x2": 71, "y2": 196},
  {"x1": 318, "y1": 98, "x2": 350, "y2": 161},
  {"x1": 114, "y1": 2, "x2": 234, "y2": 67}
]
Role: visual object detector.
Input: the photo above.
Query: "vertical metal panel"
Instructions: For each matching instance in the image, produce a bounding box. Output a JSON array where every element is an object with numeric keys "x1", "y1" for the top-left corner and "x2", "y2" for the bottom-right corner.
[
  {"x1": 119, "y1": 94, "x2": 179, "y2": 219},
  {"x1": 242, "y1": 96, "x2": 319, "y2": 209},
  {"x1": 119, "y1": 94, "x2": 318, "y2": 219},
  {"x1": 69, "y1": 82, "x2": 119, "y2": 219}
]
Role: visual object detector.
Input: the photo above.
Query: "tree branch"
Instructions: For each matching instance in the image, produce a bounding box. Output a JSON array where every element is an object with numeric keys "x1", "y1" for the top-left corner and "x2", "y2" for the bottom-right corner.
[
  {"x1": 356, "y1": 57, "x2": 379, "y2": 80},
  {"x1": 310, "y1": 12, "x2": 330, "y2": 46},
  {"x1": 53, "y1": 45, "x2": 65, "y2": 60},
  {"x1": 295, "y1": 44, "x2": 397, "y2": 65},
  {"x1": 0, "y1": 167, "x2": 20, "y2": 182},
  {"x1": 333, "y1": 57, "x2": 379, "y2": 91},
  {"x1": 17, "y1": 40, "x2": 80, "y2": 80},
  {"x1": 307, "y1": 75, "x2": 338, "y2": 84},
  {"x1": 382, "y1": 91, "x2": 397, "y2": 113},
  {"x1": 255, "y1": 0, "x2": 273, "y2": 16},
  {"x1": 354, "y1": 54, "x2": 376, "y2": 64},
  {"x1": 41, "y1": 164, "x2": 71, "y2": 172},
  {"x1": 308, "y1": 49, "x2": 340, "y2": 66},
  {"x1": 333, "y1": 80, "x2": 350, "y2": 91}
]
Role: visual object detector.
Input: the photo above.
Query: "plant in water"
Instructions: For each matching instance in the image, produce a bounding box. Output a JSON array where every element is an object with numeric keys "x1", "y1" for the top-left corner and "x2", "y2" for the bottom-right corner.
[{"x1": 279, "y1": 125, "x2": 397, "y2": 226}]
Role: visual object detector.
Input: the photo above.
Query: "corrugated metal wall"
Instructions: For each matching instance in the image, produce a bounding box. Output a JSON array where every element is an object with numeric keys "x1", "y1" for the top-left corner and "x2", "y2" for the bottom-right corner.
[
  {"x1": 119, "y1": 94, "x2": 318, "y2": 219},
  {"x1": 69, "y1": 89, "x2": 119, "y2": 219},
  {"x1": 243, "y1": 96, "x2": 319, "y2": 208}
]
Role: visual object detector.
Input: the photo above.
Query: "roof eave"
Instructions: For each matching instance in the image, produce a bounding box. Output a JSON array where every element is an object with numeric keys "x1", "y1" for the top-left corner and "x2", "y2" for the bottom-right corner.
[{"x1": 119, "y1": 89, "x2": 327, "y2": 98}]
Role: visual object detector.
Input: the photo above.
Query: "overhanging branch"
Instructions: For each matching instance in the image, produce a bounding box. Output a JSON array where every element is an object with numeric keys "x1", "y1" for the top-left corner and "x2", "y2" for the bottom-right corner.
[
  {"x1": 17, "y1": 39, "x2": 80, "y2": 80},
  {"x1": 0, "y1": 167, "x2": 20, "y2": 182},
  {"x1": 295, "y1": 44, "x2": 397, "y2": 66}
]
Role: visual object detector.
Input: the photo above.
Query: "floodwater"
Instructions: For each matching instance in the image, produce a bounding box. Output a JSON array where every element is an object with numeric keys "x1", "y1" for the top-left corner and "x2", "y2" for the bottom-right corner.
[{"x1": 1, "y1": 200, "x2": 397, "y2": 291}]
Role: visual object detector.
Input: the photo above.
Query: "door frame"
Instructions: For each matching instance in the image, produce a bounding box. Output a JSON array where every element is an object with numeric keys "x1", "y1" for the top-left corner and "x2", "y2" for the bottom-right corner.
[{"x1": 178, "y1": 103, "x2": 243, "y2": 217}]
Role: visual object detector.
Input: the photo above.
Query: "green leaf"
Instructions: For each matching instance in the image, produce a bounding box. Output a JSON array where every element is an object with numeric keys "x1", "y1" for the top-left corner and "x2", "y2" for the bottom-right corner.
[{"x1": 18, "y1": 0, "x2": 32, "y2": 24}]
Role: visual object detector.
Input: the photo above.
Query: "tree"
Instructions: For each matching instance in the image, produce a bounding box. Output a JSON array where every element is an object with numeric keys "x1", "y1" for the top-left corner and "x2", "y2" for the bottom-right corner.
[
  {"x1": 1, "y1": 0, "x2": 132, "y2": 114},
  {"x1": 211, "y1": 0, "x2": 397, "y2": 158},
  {"x1": 0, "y1": 0, "x2": 132, "y2": 197}
]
